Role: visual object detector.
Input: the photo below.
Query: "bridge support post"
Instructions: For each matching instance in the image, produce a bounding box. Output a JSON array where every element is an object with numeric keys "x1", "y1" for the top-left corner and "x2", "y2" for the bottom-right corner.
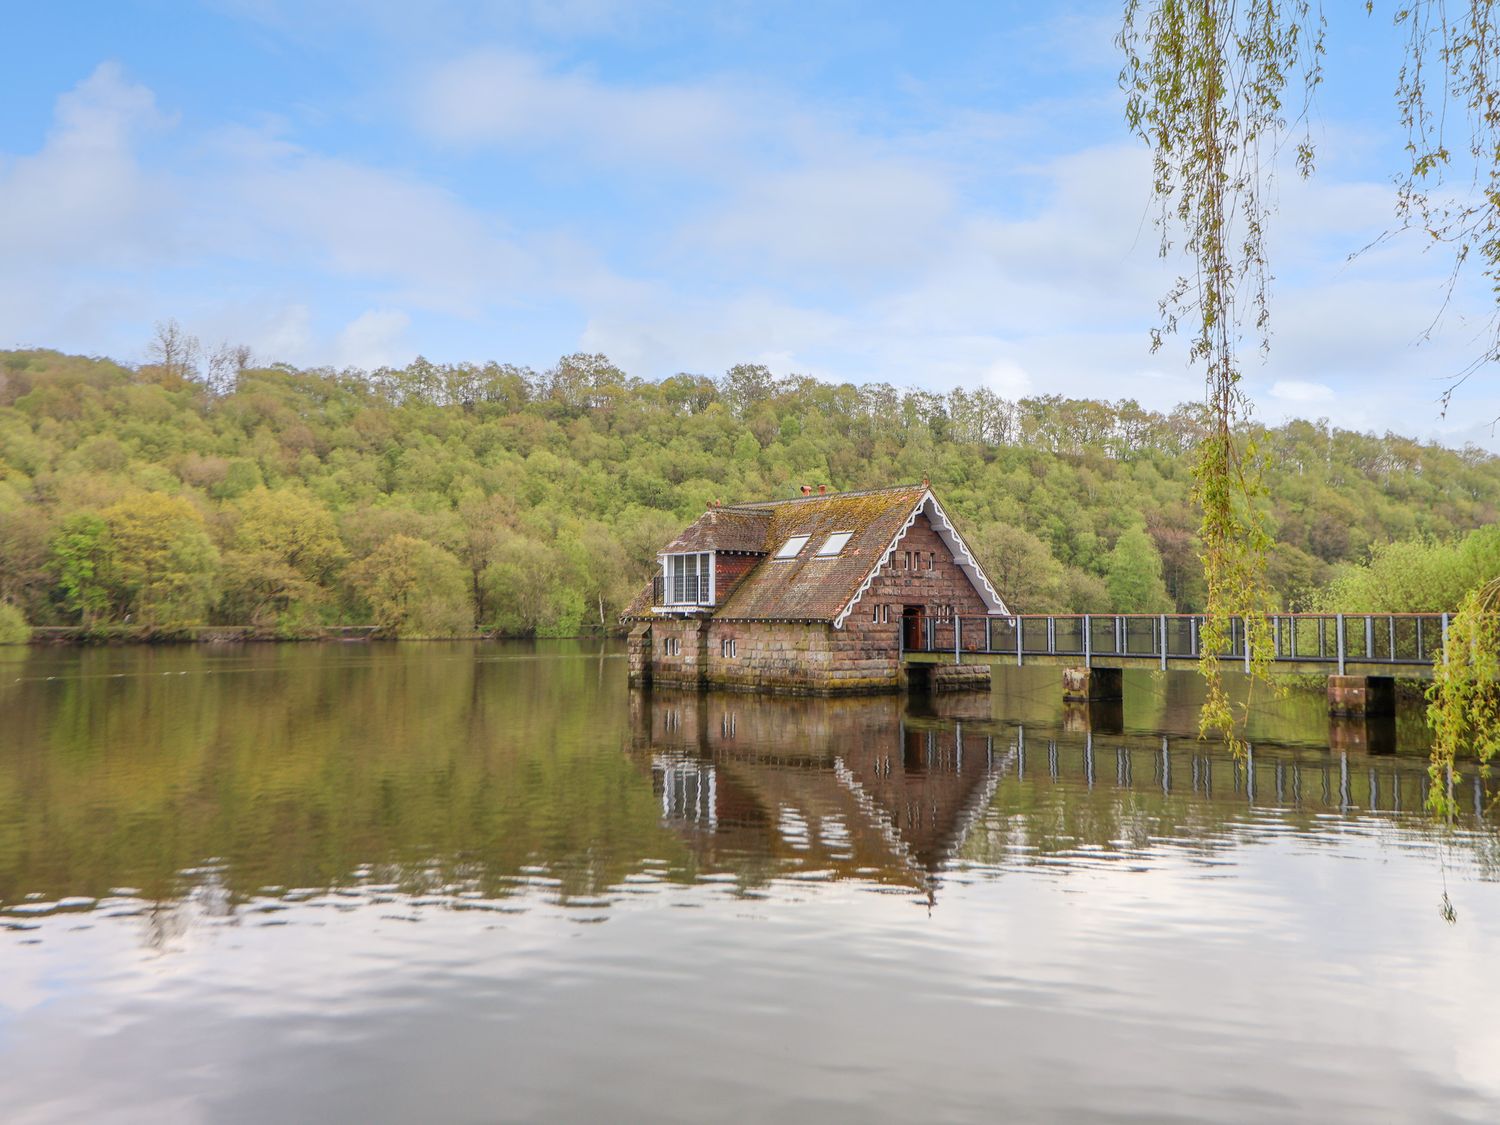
[
  {"x1": 1327, "y1": 675, "x2": 1395, "y2": 719},
  {"x1": 1062, "y1": 665, "x2": 1122, "y2": 703}
]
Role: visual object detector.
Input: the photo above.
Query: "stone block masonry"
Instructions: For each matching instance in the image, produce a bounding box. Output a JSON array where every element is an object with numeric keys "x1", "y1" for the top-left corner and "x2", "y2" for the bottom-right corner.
[
  {"x1": 1061, "y1": 666, "x2": 1123, "y2": 702},
  {"x1": 1326, "y1": 675, "x2": 1396, "y2": 718},
  {"x1": 627, "y1": 624, "x2": 653, "y2": 685}
]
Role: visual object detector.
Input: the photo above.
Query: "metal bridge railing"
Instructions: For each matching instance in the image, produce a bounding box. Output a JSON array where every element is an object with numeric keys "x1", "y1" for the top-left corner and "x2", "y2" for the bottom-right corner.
[{"x1": 905, "y1": 612, "x2": 1454, "y2": 674}]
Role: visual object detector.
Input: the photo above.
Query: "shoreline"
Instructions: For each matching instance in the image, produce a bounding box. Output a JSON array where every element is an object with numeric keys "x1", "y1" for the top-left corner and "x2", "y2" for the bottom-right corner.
[{"x1": 17, "y1": 626, "x2": 624, "y2": 646}]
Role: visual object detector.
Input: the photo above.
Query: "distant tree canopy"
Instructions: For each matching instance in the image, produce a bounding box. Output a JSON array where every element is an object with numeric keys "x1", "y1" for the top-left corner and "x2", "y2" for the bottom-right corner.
[
  {"x1": 1319, "y1": 525, "x2": 1500, "y2": 614},
  {"x1": 0, "y1": 347, "x2": 1498, "y2": 636}
]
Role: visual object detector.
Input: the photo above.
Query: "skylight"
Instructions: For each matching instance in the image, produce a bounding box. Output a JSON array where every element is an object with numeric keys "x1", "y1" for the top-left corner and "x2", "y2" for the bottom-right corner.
[
  {"x1": 814, "y1": 531, "x2": 853, "y2": 557},
  {"x1": 774, "y1": 535, "x2": 810, "y2": 559}
]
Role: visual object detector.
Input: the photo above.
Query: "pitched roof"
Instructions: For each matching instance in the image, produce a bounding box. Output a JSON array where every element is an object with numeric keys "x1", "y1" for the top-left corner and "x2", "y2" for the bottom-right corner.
[
  {"x1": 712, "y1": 486, "x2": 931, "y2": 621},
  {"x1": 661, "y1": 507, "x2": 771, "y2": 554},
  {"x1": 621, "y1": 485, "x2": 1009, "y2": 624}
]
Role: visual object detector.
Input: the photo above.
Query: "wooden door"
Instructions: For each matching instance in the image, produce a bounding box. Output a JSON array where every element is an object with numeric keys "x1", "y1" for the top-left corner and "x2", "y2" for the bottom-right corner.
[{"x1": 902, "y1": 604, "x2": 925, "y2": 649}]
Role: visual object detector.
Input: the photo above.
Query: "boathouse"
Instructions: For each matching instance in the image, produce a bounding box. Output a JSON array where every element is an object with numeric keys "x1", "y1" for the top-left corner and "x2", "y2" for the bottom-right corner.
[{"x1": 623, "y1": 484, "x2": 1009, "y2": 693}]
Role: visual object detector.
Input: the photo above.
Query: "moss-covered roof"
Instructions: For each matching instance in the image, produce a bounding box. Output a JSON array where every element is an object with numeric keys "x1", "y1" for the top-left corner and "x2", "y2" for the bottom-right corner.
[
  {"x1": 711, "y1": 486, "x2": 931, "y2": 621},
  {"x1": 660, "y1": 508, "x2": 770, "y2": 554},
  {"x1": 627, "y1": 484, "x2": 990, "y2": 622}
]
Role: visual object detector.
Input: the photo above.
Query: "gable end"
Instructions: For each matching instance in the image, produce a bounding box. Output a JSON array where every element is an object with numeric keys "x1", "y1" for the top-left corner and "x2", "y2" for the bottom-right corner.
[{"x1": 832, "y1": 491, "x2": 1009, "y2": 628}]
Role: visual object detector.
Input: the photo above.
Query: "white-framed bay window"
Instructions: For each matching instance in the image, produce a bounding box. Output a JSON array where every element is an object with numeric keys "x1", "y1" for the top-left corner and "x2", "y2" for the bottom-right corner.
[{"x1": 661, "y1": 552, "x2": 715, "y2": 606}]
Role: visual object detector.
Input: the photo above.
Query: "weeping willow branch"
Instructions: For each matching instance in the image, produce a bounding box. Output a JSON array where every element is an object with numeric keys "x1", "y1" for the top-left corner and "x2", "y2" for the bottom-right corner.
[
  {"x1": 1427, "y1": 577, "x2": 1500, "y2": 816},
  {"x1": 1121, "y1": 1, "x2": 1500, "y2": 771},
  {"x1": 1388, "y1": 1, "x2": 1500, "y2": 413},
  {"x1": 1118, "y1": 1, "x2": 1323, "y2": 746}
]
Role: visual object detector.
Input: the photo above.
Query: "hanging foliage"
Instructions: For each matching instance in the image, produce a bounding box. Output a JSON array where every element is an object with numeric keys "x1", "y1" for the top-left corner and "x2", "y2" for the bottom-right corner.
[
  {"x1": 1117, "y1": 0, "x2": 1324, "y2": 744},
  {"x1": 1119, "y1": 2, "x2": 1500, "y2": 752},
  {"x1": 1389, "y1": 2, "x2": 1500, "y2": 406},
  {"x1": 1427, "y1": 577, "x2": 1500, "y2": 816}
]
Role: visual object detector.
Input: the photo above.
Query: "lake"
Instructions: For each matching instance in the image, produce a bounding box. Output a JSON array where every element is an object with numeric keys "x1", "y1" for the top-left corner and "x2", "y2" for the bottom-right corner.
[{"x1": 1, "y1": 641, "x2": 1497, "y2": 1123}]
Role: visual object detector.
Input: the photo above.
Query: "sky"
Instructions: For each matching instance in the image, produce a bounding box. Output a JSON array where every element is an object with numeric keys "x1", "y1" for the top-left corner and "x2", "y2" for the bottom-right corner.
[{"x1": 3, "y1": 1, "x2": 1499, "y2": 447}]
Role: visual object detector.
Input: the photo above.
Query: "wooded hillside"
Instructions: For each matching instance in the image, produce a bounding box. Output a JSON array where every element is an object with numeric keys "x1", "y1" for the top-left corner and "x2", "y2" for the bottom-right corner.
[{"x1": 1, "y1": 348, "x2": 1497, "y2": 636}]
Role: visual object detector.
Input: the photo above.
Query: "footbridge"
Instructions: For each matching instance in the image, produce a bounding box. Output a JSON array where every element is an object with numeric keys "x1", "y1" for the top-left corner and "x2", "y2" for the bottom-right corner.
[{"x1": 902, "y1": 612, "x2": 1452, "y2": 719}]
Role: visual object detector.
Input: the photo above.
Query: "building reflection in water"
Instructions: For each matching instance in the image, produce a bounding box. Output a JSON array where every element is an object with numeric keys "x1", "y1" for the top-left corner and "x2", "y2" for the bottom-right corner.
[
  {"x1": 632, "y1": 690, "x2": 999, "y2": 895},
  {"x1": 630, "y1": 688, "x2": 1497, "y2": 898}
]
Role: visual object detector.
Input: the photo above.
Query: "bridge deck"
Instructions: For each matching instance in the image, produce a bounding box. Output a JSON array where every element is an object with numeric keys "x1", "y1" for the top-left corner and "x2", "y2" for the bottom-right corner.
[{"x1": 901, "y1": 612, "x2": 1448, "y2": 680}]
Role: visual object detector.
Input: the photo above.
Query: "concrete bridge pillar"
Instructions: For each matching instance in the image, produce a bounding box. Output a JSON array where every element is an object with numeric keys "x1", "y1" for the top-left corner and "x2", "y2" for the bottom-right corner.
[
  {"x1": 1327, "y1": 675, "x2": 1395, "y2": 719},
  {"x1": 1062, "y1": 666, "x2": 1122, "y2": 703}
]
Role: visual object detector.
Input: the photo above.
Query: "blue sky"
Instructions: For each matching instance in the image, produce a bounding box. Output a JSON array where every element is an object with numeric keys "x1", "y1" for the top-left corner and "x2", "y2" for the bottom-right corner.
[{"x1": 3, "y1": 1, "x2": 1498, "y2": 447}]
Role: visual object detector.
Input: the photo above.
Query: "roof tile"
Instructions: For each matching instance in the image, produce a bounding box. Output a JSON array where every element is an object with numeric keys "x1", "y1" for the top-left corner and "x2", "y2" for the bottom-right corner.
[{"x1": 622, "y1": 485, "x2": 953, "y2": 622}]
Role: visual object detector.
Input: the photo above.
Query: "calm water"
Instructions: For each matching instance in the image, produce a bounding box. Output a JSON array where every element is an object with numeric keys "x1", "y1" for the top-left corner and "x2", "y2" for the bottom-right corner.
[{"x1": 1, "y1": 642, "x2": 1497, "y2": 1123}]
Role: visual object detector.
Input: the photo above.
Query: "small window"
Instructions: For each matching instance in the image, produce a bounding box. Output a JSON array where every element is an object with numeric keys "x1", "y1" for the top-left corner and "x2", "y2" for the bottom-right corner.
[
  {"x1": 662, "y1": 636, "x2": 680, "y2": 656},
  {"x1": 775, "y1": 535, "x2": 810, "y2": 559},
  {"x1": 721, "y1": 637, "x2": 737, "y2": 658},
  {"x1": 815, "y1": 531, "x2": 853, "y2": 557},
  {"x1": 928, "y1": 552, "x2": 935, "y2": 570},
  {"x1": 872, "y1": 605, "x2": 879, "y2": 623},
  {"x1": 880, "y1": 604, "x2": 890, "y2": 624}
]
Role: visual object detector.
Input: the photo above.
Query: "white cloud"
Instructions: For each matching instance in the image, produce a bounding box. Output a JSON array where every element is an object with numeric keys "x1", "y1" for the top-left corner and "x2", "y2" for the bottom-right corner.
[
  {"x1": 206, "y1": 125, "x2": 533, "y2": 315},
  {"x1": 336, "y1": 308, "x2": 411, "y2": 369},
  {"x1": 254, "y1": 304, "x2": 315, "y2": 364},
  {"x1": 0, "y1": 67, "x2": 551, "y2": 360},
  {"x1": 684, "y1": 159, "x2": 956, "y2": 278},
  {"x1": 984, "y1": 358, "x2": 1032, "y2": 399},
  {"x1": 1270, "y1": 379, "x2": 1336, "y2": 404},
  {"x1": 0, "y1": 62, "x2": 172, "y2": 266},
  {"x1": 416, "y1": 49, "x2": 747, "y2": 167}
]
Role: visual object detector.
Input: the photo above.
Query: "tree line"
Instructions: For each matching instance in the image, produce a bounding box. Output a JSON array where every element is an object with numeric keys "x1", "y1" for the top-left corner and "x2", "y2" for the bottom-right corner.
[{"x1": 0, "y1": 343, "x2": 1497, "y2": 639}]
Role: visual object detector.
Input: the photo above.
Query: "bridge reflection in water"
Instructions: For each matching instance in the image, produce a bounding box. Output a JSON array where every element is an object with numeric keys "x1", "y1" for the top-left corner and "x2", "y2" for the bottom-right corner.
[{"x1": 629, "y1": 689, "x2": 1496, "y2": 897}]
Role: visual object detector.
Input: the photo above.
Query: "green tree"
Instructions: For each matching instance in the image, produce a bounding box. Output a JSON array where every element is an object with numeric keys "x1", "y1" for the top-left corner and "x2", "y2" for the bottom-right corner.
[
  {"x1": 454, "y1": 492, "x2": 517, "y2": 626},
  {"x1": 101, "y1": 493, "x2": 220, "y2": 625},
  {"x1": 483, "y1": 532, "x2": 580, "y2": 636},
  {"x1": 0, "y1": 498, "x2": 52, "y2": 621},
  {"x1": 0, "y1": 601, "x2": 30, "y2": 644},
  {"x1": 1105, "y1": 527, "x2": 1173, "y2": 613},
  {"x1": 571, "y1": 521, "x2": 632, "y2": 629},
  {"x1": 221, "y1": 487, "x2": 347, "y2": 626},
  {"x1": 49, "y1": 513, "x2": 114, "y2": 626},
  {"x1": 347, "y1": 535, "x2": 472, "y2": 637},
  {"x1": 1319, "y1": 526, "x2": 1500, "y2": 613},
  {"x1": 1062, "y1": 567, "x2": 1111, "y2": 613},
  {"x1": 970, "y1": 521, "x2": 1069, "y2": 613}
]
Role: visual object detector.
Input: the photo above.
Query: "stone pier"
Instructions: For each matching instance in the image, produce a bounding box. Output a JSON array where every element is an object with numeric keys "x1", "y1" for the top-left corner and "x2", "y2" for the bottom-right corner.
[
  {"x1": 1326, "y1": 675, "x2": 1396, "y2": 718},
  {"x1": 1062, "y1": 666, "x2": 1122, "y2": 703},
  {"x1": 627, "y1": 623, "x2": 654, "y2": 686}
]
